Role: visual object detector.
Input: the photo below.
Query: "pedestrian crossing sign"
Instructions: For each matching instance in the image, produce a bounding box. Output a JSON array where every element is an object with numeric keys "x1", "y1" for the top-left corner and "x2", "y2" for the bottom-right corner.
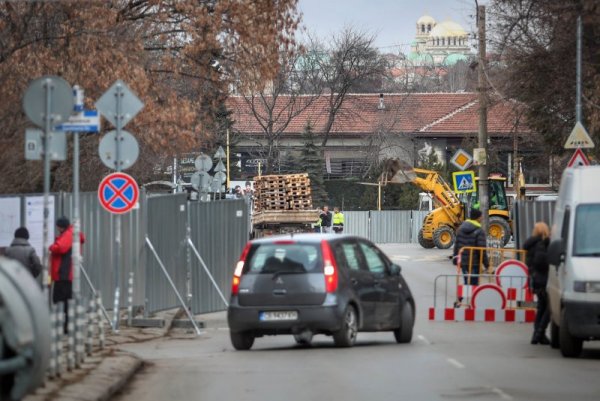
[{"x1": 452, "y1": 171, "x2": 475, "y2": 194}]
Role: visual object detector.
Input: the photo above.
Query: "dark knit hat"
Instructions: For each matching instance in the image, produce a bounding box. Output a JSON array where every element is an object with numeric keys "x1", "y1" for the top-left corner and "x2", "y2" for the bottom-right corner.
[
  {"x1": 470, "y1": 208, "x2": 482, "y2": 220},
  {"x1": 14, "y1": 227, "x2": 29, "y2": 240},
  {"x1": 56, "y1": 216, "x2": 70, "y2": 229}
]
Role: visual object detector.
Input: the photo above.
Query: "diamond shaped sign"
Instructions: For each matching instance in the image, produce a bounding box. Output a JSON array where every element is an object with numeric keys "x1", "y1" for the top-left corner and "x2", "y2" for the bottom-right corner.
[{"x1": 95, "y1": 80, "x2": 144, "y2": 128}]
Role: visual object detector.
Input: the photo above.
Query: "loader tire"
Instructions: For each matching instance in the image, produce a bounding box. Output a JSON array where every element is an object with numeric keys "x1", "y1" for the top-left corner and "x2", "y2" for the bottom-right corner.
[
  {"x1": 418, "y1": 229, "x2": 435, "y2": 249},
  {"x1": 433, "y1": 226, "x2": 456, "y2": 249},
  {"x1": 488, "y1": 217, "x2": 511, "y2": 246}
]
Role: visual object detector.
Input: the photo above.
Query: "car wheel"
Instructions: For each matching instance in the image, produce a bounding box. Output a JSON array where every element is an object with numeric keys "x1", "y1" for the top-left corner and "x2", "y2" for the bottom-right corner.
[
  {"x1": 293, "y1": 331, "x2": 313, "y2": 346},
  {"x1": 230, "y1": 331, "x2": 255, "y2": 350},
  {"x1": 559, "y1": 308, "x2": 583, "y2": 358},
  {"x1": 433, "y1": 226, "x2": 455, "y2": 249},
  {"x1": 333, "y1": 306, "x2": 358, "y2": 347},
  {"x1": 418, "y1": 229, "x2": 435, "y2": 249},
  {"x1": 550, "y1": 320, "x2": 560, "y2": 349},
  {"x1": 393, "y1": 303, "x2": 414, "y2": 344}
]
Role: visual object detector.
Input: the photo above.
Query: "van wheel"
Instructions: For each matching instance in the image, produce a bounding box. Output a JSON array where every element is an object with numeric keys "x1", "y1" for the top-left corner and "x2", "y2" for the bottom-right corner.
[
  {"x1": 418, "y1": 229, "x2": 435, "y2": 249},
  {"x1": 230, "y1": 331, "x2": 255, "y2": 350},
  {"x1": 559, "y1": 309, "x2": 583, "y2": 358},
  {"x1": 550, "y1": 321, "x2": 560, "y2": 349},
  {"x1": 488, "y1": 217, "x2": 511, "y2": 246},
  {"x1": 333, "y1": 306, "x2": 357, "y2": 347},
  {"x1": 393, "y1": 303, "x2": 414, "y2": 343},
  {"x1": 433, "y1": 226, "x2": 455, "y2": 249}
]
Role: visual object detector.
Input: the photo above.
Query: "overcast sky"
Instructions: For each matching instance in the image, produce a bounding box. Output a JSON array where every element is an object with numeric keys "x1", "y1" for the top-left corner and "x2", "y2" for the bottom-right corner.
[{"x1": 297, "y1": 0, "x2": 487, "y2": 53}]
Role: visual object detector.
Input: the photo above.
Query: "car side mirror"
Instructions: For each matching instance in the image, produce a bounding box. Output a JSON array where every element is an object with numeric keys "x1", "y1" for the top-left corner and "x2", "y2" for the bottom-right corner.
[
  {"x1": 547, "y1": 239, "x2": 565, "y2": 268},
  {"x1": 389, "y1": 263, "x2": 401, "y2": 276}
]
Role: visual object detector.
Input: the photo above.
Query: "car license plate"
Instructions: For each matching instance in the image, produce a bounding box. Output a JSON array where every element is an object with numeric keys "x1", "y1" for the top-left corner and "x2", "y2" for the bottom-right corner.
[{"x1": 260, "y1": 311, "x2": 298, "y2": 321}]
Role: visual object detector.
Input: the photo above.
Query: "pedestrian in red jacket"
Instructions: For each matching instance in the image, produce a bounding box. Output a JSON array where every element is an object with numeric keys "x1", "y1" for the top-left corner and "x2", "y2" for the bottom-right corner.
[{"x1": 50, "y1": 216, "x2": 85, "y2": 332}]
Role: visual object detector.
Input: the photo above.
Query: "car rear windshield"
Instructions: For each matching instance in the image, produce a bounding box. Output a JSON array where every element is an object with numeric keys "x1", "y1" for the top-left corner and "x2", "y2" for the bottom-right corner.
[
  {"x1": 574, "y1": 204, "x2": 600, "y2": 257},
  {"x1": 246, "y1": 243, "x2": 323, "y2": 274}
]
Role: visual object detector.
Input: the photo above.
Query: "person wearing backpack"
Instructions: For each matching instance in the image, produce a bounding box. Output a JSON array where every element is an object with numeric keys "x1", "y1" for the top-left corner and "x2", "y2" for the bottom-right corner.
[{"x1": 523, "y1": 221, "x2": 551, "y2": 345}]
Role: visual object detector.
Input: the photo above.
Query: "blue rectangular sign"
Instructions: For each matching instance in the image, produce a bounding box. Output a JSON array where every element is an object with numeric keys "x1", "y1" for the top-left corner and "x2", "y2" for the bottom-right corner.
[{"x1": 55, "y1": 110, "x2": 100, "y2": 132}]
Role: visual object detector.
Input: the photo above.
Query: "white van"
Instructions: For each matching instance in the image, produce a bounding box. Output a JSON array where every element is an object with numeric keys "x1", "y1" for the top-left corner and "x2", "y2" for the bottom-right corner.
[{"x1": 547, "y1": 166, "x2": 600, "y2": 357}]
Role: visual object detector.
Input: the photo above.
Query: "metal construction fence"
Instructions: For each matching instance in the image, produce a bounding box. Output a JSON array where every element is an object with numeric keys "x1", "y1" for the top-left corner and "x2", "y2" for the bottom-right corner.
[
  {"x1": 344, "y1": 210, "x2": 429, "y2": 244},
  {"x1": 0, "y1": 191, "x2": 250, "y2": 316},
  {"x1": 512, "y1": 200, "x2": 556, "y2": 249}
]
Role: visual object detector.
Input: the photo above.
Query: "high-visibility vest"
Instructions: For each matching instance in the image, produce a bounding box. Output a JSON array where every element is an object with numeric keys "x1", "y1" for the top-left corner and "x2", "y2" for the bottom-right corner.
[
  {"x1": 315, "y1": 217, "x2": 322, "y2": 227},
  {"x1": 333, "y1": 212, "x2": 344, "y2": 225}
]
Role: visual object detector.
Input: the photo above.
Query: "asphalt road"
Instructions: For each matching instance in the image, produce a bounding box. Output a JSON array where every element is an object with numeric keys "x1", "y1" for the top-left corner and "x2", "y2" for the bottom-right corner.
[{"x1": 115, "y1": 244, "x2": 600, "y2": 401}]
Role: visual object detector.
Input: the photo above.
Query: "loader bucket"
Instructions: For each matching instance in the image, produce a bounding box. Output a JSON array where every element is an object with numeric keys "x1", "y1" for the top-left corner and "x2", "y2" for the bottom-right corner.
[{"x1": 380, "y1": 159, "x2": 417, "y2": 184}]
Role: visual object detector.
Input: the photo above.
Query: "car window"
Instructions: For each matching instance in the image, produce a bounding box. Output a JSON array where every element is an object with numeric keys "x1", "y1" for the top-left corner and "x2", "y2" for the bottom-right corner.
[
  {"x1": 247, "y1": 243, "x2": 322, "y2": 274},
  {"x1": 358, "y1": 242, "x2": 386, "y2": 274},
  {"x1": 340, "y1": 243, "x2": 362, "y2": 271}
]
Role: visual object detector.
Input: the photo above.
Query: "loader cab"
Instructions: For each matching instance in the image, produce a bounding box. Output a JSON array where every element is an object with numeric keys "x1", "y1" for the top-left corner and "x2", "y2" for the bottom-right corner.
[{"x1": 468, "y1": 176, "x2": 509, "y2": 212}]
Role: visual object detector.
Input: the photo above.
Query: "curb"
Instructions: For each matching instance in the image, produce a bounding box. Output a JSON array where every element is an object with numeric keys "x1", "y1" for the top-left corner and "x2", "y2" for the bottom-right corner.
[{"x1": 54, "y1": 353, "x2": 142, "y2": 401}]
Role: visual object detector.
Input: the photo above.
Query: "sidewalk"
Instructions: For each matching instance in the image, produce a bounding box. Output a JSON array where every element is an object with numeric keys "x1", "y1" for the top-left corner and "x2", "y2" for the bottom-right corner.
[{"x1": 23, "y1": 309, "x2": 179, "y2": 401}]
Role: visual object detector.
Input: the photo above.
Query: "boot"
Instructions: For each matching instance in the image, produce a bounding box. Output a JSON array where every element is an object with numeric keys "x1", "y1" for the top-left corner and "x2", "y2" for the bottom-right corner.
[
  {"x1": 538, "y1": 334, "x2": 550, "y2": 345},
  {"x1": 530, "y1": 331, "x2": 539, "y2": 345}
]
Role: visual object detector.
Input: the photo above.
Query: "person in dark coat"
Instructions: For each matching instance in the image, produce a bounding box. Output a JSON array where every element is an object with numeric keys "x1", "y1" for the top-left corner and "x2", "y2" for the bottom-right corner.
[
  {"x1": 453, "y1": 209, "x2": 489, "y2": 286},
  {"x1": 523, "y1": 221, "x2": 551, "y2": 345},
  {"x1": 4, "y1": 227, "x2": 42, "y2": 278},
  {"x1": 320, "y1": 206, "x2": 333, "y2": 233}
]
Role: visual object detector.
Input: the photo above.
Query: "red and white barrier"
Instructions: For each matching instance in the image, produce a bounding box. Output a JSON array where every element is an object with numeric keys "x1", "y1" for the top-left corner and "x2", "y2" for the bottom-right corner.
[{"x1": 429, "y1": 307, "x2": 536, "y2": 322}]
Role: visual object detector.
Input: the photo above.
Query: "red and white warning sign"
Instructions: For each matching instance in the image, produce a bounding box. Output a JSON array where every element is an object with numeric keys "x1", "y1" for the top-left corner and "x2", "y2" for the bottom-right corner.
[
  {"x1": 471, "y1": 283, "x2": 507, "y2": 309},
  {"x1": 495, "y1": 259, "x2": 529, "y2": 290},
  {"x1": 567, "y1": 148, "x2": 590, "y2": 168}
]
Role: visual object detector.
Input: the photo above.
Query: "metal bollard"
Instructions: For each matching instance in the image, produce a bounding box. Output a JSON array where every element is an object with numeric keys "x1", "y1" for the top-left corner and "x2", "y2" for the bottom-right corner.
[
  {"x1": 127, "y1": 272, "x2": 134, "y2": 326},
  {"x1": 48, "y1": 305, "x2": 58, "y2": 379},
  {"x1": 76, "y1": 301, "x2": 85, "y2": 366},
  {"x1": 56, "y1": 303, "x2": 64, "y2": 376},
  {"x1": 86, "y1": 298, "x2": 95, "y2": 356},
  {"x1": 67, "y1": 299, "x2": 75, "y2": 371},
  {"x1": 97, "y1": 294, "x2": 105, "y2": 349}
]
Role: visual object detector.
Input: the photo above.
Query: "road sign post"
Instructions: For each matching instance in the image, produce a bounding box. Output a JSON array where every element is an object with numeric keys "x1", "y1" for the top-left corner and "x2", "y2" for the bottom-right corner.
[
  {"x1": 95, "y1": 80, "x2": 143, "y2": 332},
  {"x1": 23, "y1": 76, "x2": 74, "y2": 300}
]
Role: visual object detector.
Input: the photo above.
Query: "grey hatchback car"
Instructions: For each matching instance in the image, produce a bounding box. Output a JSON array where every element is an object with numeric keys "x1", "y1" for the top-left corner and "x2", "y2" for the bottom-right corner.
[{"x1": 227, "y1": 233, "x2": 415, "y2": 350}]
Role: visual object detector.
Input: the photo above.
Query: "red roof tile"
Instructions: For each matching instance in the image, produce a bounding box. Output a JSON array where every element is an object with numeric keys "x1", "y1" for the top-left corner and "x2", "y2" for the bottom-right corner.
[{"x1": 227, "y1": 93, "x2": 529, "y2": 136}]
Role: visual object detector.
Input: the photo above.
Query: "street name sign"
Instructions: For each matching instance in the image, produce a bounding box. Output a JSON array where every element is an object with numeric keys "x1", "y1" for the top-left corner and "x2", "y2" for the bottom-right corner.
[
  {"x1": 452, "y1": 171, "x2": 475, "y2": 193},
  {"x1": 54, "y1": 110, "x2": 101, "y2": 132},
  {"x1": 564, "y1": 122, "x2": 594, "y2": 149},
  {"x1": 98, "y1": 172, "x2": 139, "y2": 214}
]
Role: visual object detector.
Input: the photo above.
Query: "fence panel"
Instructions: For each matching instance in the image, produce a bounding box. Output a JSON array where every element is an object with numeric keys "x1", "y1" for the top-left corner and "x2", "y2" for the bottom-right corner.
[
  {"x1": 343, "y1": 211, "x2": 370, "y2": 239},
  {"x1": 60, "y1": 192, "x2": 147, "y2": 308},
  {"x1": 189, "y1": 198, "x2": 249, "y2": 314},
  {"x1": 513, "y1": 200, "x2": 556, "y2": 249},
  {"x1": 369, "y1": 211, "x2": 413, "y2": 244},
  {"x1": 144, "y1": 193, "x2": 188, "y2": 313},
  {"x1": 411, "y1": 211, "x2": 429, "y2": 244}
]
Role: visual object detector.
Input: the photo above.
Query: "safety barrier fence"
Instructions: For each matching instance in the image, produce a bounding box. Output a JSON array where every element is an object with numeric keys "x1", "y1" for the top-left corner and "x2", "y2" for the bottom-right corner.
[
  {"x1": 429, "y1": 245, "x2": 535, "y2": 322},
  {"x1": 48, "y1": 294, "x2": 106, "y2": 379}
]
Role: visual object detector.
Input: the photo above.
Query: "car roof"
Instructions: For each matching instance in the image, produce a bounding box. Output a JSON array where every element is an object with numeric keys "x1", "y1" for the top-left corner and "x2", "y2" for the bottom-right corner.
[{"x1": 250, "y1": 233, "x2": 362, "y2": 245}]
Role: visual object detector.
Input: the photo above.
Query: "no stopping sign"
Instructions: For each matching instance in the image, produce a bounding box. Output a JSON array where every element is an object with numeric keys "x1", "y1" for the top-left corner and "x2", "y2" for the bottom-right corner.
[{"x1": 98, "y1": 172, "x2": 139, "y2": 214}]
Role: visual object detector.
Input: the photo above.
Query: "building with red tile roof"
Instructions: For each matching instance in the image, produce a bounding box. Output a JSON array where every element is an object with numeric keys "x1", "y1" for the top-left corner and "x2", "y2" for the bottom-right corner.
[{"x1": 227, "y1": 92, "x2": 549, "y2": 191}]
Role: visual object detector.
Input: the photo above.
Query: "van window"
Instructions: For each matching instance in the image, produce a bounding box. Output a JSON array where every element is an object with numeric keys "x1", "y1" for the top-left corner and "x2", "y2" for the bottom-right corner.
[{"x1": 573, "y1": 204, "x2": 600, "y2": 257}]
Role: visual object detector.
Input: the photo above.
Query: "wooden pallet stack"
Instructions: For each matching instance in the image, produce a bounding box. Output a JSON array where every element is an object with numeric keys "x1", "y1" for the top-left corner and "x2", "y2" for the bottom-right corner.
[{"x1": 254, "y1": 173, "x2": 313, "y2": 212}]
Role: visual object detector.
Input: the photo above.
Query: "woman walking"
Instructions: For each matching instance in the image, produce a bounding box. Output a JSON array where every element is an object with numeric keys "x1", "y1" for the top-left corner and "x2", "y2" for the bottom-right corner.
[{"x1": 523, "y1": 222, "x2": 551, "y2": 345}]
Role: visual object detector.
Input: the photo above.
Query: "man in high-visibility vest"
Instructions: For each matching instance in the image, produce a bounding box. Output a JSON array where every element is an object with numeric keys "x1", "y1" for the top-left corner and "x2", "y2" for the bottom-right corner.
[{"x1": 332, "y1": 207, "x2": 345, "y2": 234}]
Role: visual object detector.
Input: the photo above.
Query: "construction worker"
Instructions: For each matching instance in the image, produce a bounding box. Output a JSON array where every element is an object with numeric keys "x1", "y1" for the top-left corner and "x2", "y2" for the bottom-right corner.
[
  {"x1": 313, "y1": 214, "x2": 322, "y2": 233},
  {"x1": 332, "y1": 207, "x2": 345, "y2": 234}
]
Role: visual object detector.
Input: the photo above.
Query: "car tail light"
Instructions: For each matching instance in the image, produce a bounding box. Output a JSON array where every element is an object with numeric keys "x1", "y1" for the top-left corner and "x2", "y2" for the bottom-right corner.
[
  {"x1": 232, "y1": 242, "x2": 252, "y2": 296},
  {"x1": 321, "y1": 240, "x2": 338, "y2": 293}
]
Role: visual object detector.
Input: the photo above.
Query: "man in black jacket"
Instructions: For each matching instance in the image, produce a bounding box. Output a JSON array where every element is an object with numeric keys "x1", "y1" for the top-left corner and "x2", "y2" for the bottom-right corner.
[
  {"x1": 4, "y1": 227, "x2": 42, "y2": 278},
  {"x1": 453, "y1": 209, "x2": 489, "y2": 286}
]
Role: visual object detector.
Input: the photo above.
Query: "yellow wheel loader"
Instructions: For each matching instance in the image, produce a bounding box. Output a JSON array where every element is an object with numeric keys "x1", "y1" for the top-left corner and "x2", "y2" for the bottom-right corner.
[{"x1": 380, "y1": 159, "x2": 511, "y2": 249}]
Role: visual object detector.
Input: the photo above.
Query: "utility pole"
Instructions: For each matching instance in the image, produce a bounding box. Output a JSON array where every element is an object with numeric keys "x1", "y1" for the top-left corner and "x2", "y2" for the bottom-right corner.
[{"x1": 477, "y1": 5, "x2": 489, "y2": 236}]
